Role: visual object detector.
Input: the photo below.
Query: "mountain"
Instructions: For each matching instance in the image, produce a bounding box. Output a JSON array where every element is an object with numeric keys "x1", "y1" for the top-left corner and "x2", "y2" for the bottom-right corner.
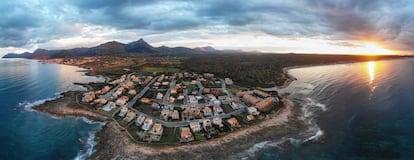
[
  {"x1": 2, "y1": 38, "x2": 224, "y2": 59},
  {"x1": 2, "y1": 52, "x2": 33, "y2": 58},
  {"x1": 194, "y1": 46, "x2": 216, "y2": 52},
  {"x1": 125, "y1": 38, "x2": 157, "y2": 53}
]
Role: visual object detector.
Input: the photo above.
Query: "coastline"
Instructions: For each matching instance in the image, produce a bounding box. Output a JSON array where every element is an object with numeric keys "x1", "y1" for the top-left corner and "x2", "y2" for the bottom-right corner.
[
  {"x1": 27, "y1": 59, "x2": 311, "y2": 160},
  {"x1": 89, "y1": 98, "x2": 304, "y2": 160},
  {"x1": 28, "y1": 57, "x2": 401, "y2": 159},
  {"x1": 32, "y1": 91, "x2": 109, "y2": 122}
]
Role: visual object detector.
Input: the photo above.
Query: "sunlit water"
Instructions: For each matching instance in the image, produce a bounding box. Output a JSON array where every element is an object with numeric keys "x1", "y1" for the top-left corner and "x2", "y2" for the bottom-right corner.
[
  {"x1": 259, "y1": 58, "x2": 414, "y2": 159},
  {"x1": 0, "y1": 59, "x2": 104, "y2": 160}
]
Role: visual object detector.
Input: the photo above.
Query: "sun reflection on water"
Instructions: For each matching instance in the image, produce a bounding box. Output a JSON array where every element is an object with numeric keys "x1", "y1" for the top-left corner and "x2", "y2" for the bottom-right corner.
[
  {"x1": 367, "y1": 61, "x2": 377, "y2": 99},
  {"x1": 368, "y1": 61, "x2": 376, "y2": 83}
]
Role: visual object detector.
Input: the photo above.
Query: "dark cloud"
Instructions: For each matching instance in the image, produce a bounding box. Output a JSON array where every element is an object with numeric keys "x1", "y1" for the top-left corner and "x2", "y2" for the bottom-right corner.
[
  {"x1": 1, "y1": 0, "x2": 414, "y2": 53},
  {"x1": 0, "y1": 1, "x2": 40, "y2": 47}
]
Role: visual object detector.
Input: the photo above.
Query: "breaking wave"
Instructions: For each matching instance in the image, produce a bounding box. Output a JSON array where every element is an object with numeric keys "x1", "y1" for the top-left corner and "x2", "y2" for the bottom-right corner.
[
  {"x1": 18, "y1": 92, "x2": 63, "y2": 111},
  {"x1": 74, "y1": 131, "x2": 99, "y2": 160}
]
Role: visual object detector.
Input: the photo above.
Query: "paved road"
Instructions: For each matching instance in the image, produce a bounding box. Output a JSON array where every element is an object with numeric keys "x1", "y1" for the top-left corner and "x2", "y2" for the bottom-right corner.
[
  {"x1": 126, "y1": 76, "x2": 159, "y2": 108},
  {"x1": 183, "y1": 88, "x2": 188, "y2": 105},
  {"x1": 163, "y1": 79, "x2": 176, "y2": 105}
]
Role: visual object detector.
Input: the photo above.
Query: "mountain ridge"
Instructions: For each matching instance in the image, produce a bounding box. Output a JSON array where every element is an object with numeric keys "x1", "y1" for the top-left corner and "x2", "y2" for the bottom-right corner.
[{"x1": 2, "y1": 38, "x2": 219, "y2": 59}]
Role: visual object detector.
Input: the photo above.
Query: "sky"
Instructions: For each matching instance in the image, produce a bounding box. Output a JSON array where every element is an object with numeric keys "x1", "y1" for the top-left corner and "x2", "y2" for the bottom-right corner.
[{"x1": 1, "y1": 0, "x2": 414, "y2": 57}]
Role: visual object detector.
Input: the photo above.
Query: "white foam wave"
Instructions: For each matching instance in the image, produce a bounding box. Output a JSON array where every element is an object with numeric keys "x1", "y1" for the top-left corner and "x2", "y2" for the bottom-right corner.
[
  {"x1": 18, "y1": 93, "x2": 63, "y2": 111},
  {"x1": 76, "y1": 117, "x2": 105, "y2": 125},
  {"x1": 74, "y1": 131, "x2": 98, "y2": 160},
  {"x1": 304, "y1": 128, "x2": 324, "y2": 142},
  {"x1": 304, "y1": 98, "x2": 327, "y2": 111}
]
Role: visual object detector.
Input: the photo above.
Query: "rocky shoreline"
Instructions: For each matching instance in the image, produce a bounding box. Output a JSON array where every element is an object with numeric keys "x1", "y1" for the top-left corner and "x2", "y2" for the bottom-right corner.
[
  {"x1": 89, "y1": 99, "x2": 309, "y2": 160},
  {"x1": 30, "y1": 61, "x2": 311, "y2": 160},
  {"x1": 32, "y1": 91, "x2": 109, "y2": 122}
]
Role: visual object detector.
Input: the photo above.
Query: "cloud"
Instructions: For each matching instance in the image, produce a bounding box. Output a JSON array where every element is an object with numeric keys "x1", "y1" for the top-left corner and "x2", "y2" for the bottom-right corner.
[{"x1": 1, "y1": 0, "x2": 414, "y2": 54}]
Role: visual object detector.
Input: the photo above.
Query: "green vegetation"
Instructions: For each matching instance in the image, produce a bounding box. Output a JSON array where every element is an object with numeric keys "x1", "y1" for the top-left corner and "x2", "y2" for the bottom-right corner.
[
  {"x1": 182, "y1": 54, "x2": 409, "y2": 87},
  {"x1": 222, "y1": 104, "x2": 235, "y2": 113},
  {"x1": 140, "y1": 67, "x2": 180, "y2": 73}
]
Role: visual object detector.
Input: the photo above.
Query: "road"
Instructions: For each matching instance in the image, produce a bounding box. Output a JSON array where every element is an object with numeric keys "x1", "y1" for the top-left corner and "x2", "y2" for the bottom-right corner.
[
  {"x1": 126, "y1": 76, "x2": 159, "y2": 108},
  {"x1": 163, "y1": 79, "x2": 176, "y2": 105},
  {"x1": 100, "y1": 73, "x2": 134, "y2": 99},
  {"x1": 124, "y1": 76, "x2": 248, "y2": 128}
]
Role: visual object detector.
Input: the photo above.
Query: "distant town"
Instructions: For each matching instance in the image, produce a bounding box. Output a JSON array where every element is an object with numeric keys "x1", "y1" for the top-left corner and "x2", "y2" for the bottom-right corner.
[{"x1": 81, "y1": 71, "x2": 281, "y2": 144}]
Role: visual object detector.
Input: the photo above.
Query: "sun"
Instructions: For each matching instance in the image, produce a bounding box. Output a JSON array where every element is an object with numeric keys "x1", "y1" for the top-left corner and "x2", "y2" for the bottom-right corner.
[{"x1": 359, "y1": 42, "x2": 395, "y2": 55}]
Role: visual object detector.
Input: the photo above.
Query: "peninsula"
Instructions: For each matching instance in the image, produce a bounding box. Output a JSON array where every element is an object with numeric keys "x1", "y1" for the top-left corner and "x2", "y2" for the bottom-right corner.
[{"x1": 5, "y1": 39, "x2": 412, "y2": 159}]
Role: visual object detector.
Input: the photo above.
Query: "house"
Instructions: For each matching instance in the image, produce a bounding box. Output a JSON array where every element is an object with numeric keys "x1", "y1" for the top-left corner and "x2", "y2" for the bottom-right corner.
[
  {"x1": 203, "y1": 88, "x2": 211, "y2": 94},
  {"x1": 135, "y1": 114, "x2": 146, "y2": 126},
  {"x1": 213, "y1": 99, "x2": 221, "y2": 106},
  {"x1": 171, "y1": 110, "x2": 180, "y2": 120},
  {"x1": 102, "y1": 101, "x2": 116, "y2": 112},
  {"x1": 203, "y1": 119, "x2": 212, "y2": 129},
  {"x1": 206, "y1": 94, "x2": 216, "y2": 100},
  {"x1": 161, "y1": 81, "x2": 169, "y2": 86},
  {"x1": 142, "y1": 118, "x2": 153, "y2": 131},
  {"x1": 116, "y1": 96, "x2": 129, "y2": 106},
  {"x1": 112, "y1": 90, "x2": 123, "y2": 98},
  {"x1": 225, "y1": 78, "x2": 233, "y2": 85},
  {"x1": 118, "y1": 106, "x2": 128, "y2": 117},
  {"x1": 180, "y1": 127, "x2": 194, "y2": 143},
  {"x1": 94, "y1": 98, "x2": 107, "y2": 105},
  {"x1": 171, "y1": 88, "x2": 177, "y2": 94},
  {"x1": 148, "y1": 123, "x2": 163, "y2": 142},
  {"x1": 231, "y1": 101, "x2": 241, "y2": 109},
  {"x1": 169, "y1": 96, "x2": 176, "y2": 103},
  {"x1": 153, "y1": 82, "x2": 161, "y2": 87},
  {"x1": 140, "y1": 98, "x2": 151, "y2": 104},
  {"x1": 242, "y1": 94, "x2": 261, "y2": 105},
  {"x1": 256, "y1": 97, "x2": 277, "y2": 112},
  {"x1": 203, "y1": 107, "x2": 213, "y2": 117},
  {"x1": 190, "y1": 122, "x2": 202, "y2": 133},
  {"x1": 160, "y1": 109, "x2": 170, "y2": 121},
  {"x1": 246, "y1": 115, "x2": 255, "y2": 121},
  {"x1": 188, "y1": 95, "x2": 198, "y2": 104},
  {"x1": 82, "y1": 92, "x2": 95, "y2": 102},
  {"x1": 192, "y1": 108, "x2": 202, "y2": 119},
  {"x1": 213, "y1": 117, "x2": 223, "y2": 127},
  {"x1": 253, "y1": 90, "x2": 271, "y2": 99},
  {"x1": 247, "y1": 107, "x2": 259, "y2": 115},
  {"x1": 123, "y1": 81, "x2": 134, "y2": 89},
  {"x1": 100, "y1": 86, "x2": 111, "y2": 94},
  {"x1": 128, "y1": 89, "x2": 137, "y2": 96},
  {"x1": 123, "y1": 110, "x2": 136, "y2": 122},
  {"x1": 156, "y1": 92, "x2": 164, "y2": 100},
  {"x1": 227, "y1": 118, "x2": 240, "y2": 128},
  {"x1": 177, "y1": 93, "x2": 184, "y2": 100},
  {"x1": 213, "y1": 105, "x2": 223, "y2": 115},
  {"x1": 151, "y1": 103, "x2": 160, "y2": 109}
]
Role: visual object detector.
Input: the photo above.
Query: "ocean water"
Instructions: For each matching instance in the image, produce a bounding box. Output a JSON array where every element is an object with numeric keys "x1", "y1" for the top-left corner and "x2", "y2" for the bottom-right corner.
[
  {"x1": 0, "y1": 58, "x2": 104, "y2": 160},
  {"x1": 260, "y1": 58, "x2": 414, "y2": 159}
]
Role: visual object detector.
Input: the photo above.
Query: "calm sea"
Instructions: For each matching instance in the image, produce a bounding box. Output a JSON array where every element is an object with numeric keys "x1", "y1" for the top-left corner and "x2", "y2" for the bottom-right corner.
[
  {"x1": 260, "y1": 58, "x2": 414, "y2": 159},
  {"x1": 0, "y1": 58, "x2": 104, "y2": 160}
]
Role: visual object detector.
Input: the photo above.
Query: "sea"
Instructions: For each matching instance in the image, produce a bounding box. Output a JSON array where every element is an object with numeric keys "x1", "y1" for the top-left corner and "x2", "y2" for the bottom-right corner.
[
  {"x1": 0, "y1": 58, "x2": 105, "y2": 160},
  {"x1": 257, "y1": 58, "x2": 414, "y2": 159}
]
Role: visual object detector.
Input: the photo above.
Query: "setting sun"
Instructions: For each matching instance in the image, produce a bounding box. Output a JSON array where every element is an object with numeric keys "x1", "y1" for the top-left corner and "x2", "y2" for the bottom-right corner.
[{"x1": 357, "y1": 42, "x2": 395, "y2": 55}]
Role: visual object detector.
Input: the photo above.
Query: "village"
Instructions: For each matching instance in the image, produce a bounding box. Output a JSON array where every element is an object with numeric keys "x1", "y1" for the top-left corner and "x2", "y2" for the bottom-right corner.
[{"x1": 82, "y1": 71, "x2": 281, "y2": 144}]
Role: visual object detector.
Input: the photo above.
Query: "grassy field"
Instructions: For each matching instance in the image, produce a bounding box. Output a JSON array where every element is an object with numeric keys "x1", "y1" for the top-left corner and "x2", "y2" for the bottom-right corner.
[{"x1": 140, "y1": 67, "x2": 180, "y2": 73}]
